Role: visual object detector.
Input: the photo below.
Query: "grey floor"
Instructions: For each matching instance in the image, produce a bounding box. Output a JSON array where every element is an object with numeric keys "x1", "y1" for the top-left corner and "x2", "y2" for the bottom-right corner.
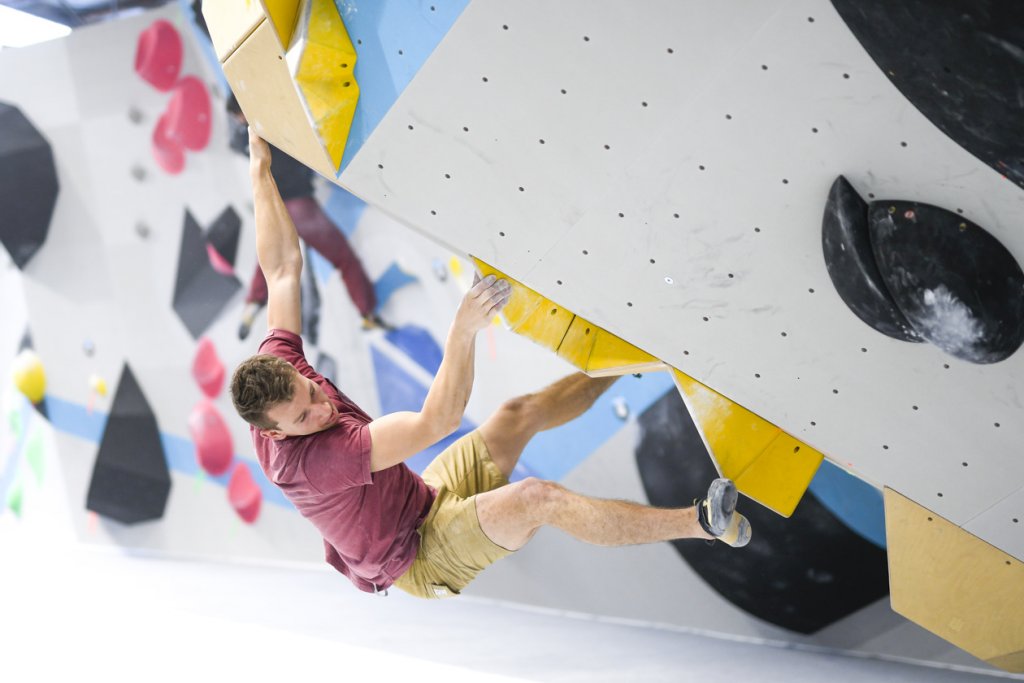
[{"x1": 2, "y1": 525, "x2": 1018, "y2": 683}]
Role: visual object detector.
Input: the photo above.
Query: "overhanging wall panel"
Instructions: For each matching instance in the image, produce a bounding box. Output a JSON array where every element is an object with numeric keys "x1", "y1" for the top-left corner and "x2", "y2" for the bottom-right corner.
[{"x1": 340, "y1": 0, "x2": 1024, "y2": 560}]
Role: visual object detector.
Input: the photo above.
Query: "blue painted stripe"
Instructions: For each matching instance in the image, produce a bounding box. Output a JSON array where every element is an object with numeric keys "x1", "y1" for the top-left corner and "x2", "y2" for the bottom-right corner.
[
  {"x1": 808, "y1": 459, "x2": 887, "y2": 549},
  {"x1": 44, "y1": 395, "x2": 293, "y2": 511}
]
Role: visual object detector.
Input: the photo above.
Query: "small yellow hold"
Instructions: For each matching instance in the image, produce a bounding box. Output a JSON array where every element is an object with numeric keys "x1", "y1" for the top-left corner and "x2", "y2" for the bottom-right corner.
[
  {"x1": 89, "y1": 374, "x2": 108, "y2": 397},
  {"x1": 12, "y1": 349, "x2": 46, "y2": 404},
  {"x1": 448, "y1": 256, "x2": 463, "y2": 278}
]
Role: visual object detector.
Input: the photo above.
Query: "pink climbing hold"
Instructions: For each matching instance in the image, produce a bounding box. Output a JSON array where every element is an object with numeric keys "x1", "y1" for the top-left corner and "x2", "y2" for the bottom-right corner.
[
  {"x1": 165, "y1": 76, "x2": 212, "y2": 151},
  {"x1": 192, "y1": 337, "x2": 225, "y2": 397},
  {"x1": 188, "y1": 400, "x2": 233, "y2": 476},
  {"x1": 152, "y1": 114, "x2": 185, "y2": 174},
  {"x1": 135, "y1": 20, "x2": 183, "y2": 92},
  {"x1": 228, "y1": 463, "x2": 262, "y2": 524},
  {"x1": 206, "y1": 242, "x2": 235, "y2": 277}
]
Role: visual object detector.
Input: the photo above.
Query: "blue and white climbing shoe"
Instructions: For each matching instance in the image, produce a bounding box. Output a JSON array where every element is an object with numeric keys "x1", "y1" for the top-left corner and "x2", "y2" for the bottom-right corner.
[{"x1": 696, "y1": 478, "x2": 752, "y2": 548}]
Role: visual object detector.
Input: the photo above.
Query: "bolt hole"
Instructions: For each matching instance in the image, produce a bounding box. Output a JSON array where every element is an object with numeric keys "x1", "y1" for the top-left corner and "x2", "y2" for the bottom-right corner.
[
  {"x1": 583, "y1": 250, "x2": 589, "y2": 255},
  {"x1": 702, "y1": 316, "x2": 709, "y2": 322},
  {"x1": 627, "y1": 302, "x2": 633, "y2": 307},
  {"x1": 937, "y1": 492, "x2": 944, "y2": 497},
  {"x1": 962, "y1": 462, "x2": 968, "y2": 467},
  {"x1": 793, "y1": 446, "x2": 800, "y2": 453},
  {"x1": 556, "y1": 280, "x2": 563, "y2": 285},
  {"x1": 832, "y1": 389, "x2": 839, "y2": 394},
  {"x1": 499, "y1": 232, "x2": 505, "y2": 237},
  {"x1": 550, "y1": 309, "x2": 557, "y2": 315}
]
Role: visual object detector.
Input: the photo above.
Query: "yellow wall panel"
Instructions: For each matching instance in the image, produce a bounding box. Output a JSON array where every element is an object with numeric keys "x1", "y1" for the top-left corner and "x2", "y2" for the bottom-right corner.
[
  {"x1": 586, "y1": 329, "x2": 666, "y2": 377},
  {"x1": 734, "y1": 432, "x2": 823, "y2": 517},
  {"x1": 471, "y1": 259, "x2": 546, "y2": 329},
  {"x1": 556, "y1": 316, "x2": 598, "y2": 370},
  {"x1": 673, "y1": 369, "x2": 819, "y2": 517},
  {"x1": 885, "y1": 488, "x2": 1024, "y2": 672}
]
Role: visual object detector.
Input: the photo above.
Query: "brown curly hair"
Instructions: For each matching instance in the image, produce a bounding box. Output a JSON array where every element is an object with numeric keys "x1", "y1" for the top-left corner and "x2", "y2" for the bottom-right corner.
[{"x1": 230, "y1": 355, "x2": 297, "y2": 429}]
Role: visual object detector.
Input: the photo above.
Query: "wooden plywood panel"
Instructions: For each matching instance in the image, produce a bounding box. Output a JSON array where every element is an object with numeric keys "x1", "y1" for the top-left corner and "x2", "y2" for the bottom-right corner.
[
  {"x1": 221, "y1": 20, "x2": 336, "y2": 179},
  {"x1": 202, "y1": 0, "x2": 265, "y2": 61},
  {"x1": 885, "y1": 488, "x2": 1024, "y2": 672}
]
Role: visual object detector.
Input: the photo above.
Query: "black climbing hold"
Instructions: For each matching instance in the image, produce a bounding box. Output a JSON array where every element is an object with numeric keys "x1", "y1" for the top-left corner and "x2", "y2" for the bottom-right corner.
[
  {"x1": 868, "y1": 200, "x2": 1024, "y2": 363},
  {"x1": 821, "y1": 176, "x2": 923, "y2": 342}
]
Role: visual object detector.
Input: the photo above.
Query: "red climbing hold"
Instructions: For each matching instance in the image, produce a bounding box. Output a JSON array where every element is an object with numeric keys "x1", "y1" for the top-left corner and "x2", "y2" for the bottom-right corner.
[
  {"x1": 165, "y1": 76, "x2": 212, "y2": 151},
  {"x1": 228, "y1": 463, "x2": 262, "y2": 523},
  {"x1": 152, "y1": 113, "x2": 185, "y2": 174},
  {"x1": 135, "y1": 20, "x2": 183, "y2": 92},
  {"x1": 192, "y1": 337, "x2": 225, "y2": 398},
  {"x1": 188, "y1": 400, "x2": 233, "y2": 476}
]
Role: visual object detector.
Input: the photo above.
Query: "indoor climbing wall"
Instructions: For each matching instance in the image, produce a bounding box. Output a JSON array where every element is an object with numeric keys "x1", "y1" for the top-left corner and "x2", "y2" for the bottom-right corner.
[
  {"x1": 339, "y1": 0, "x2": 1024, "y2": 556},
  {"x1": 2, "y1": 0, "x2": 1021, "y2": 676},
  {"x1": 332, "y1": 0, "x2": 1024, "y2": 670}
]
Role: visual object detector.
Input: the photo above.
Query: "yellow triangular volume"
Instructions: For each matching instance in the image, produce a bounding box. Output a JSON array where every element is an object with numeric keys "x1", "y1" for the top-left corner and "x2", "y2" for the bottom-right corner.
[
  {"x1": 292, "y1": 0, "x2": 359, "y2": 170},
  {"x1": 261, "y1": 0, "x2": 300, "y2": 50},
  {"x1": 672, "y1": 369, "x2": 822, "y2": 517}
]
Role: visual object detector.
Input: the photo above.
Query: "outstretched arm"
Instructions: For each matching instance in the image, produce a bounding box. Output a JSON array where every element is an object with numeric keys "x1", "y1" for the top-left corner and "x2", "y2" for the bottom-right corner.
[
  {"x1": 249, "y1": 128, "x2": 302, "y2": 335},
  {"x1": 367, "y1": 274, "x2": 511, "y2": 472}
]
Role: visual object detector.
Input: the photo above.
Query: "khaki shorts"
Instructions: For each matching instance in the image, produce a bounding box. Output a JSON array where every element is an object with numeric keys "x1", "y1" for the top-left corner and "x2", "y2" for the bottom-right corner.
[{"x1": 393, "y1": 430, "x2": 513, "y2": 599}]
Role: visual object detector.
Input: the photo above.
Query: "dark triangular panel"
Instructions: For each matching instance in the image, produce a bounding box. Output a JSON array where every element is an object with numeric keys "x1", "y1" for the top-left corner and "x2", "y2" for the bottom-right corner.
[
  {"x1": 86, "y1": 364, "x2": 171, "y2": 524},
  {"x1": 205, "y1": 205, "x2": 241, "y2": 267},
  {"x1": 0, "y1": 102, "x2": 59, "y2": 269},
  {"x1": 821, "y1": 176, "x2": 922, "y2": 343},
  {"x1": 869, "y1": 201, "x2": 1024, "y2": 363},
  {"x1": 635, "y1": 389, "x2": 889, "y2": 634},
  {"x1": 172, "y1": 209, "x2": 241, "y2": 338}
]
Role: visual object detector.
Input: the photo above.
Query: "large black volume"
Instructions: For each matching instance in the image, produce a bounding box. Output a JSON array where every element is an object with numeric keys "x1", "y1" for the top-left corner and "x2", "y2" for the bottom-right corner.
[
  {"x1": 831, "y1": 0, "x2": 1024, "y2": 189},
  {"x1": 635, "y1": 389, "x2": 889, "y2": 634},
  {"x1": 86, "y1": 364, "x2": 172, "y2": 524}
]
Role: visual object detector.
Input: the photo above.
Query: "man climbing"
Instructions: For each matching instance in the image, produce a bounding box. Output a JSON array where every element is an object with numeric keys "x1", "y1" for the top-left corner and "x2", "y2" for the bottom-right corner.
[{"x1": 230, "y1": 129, "x2": 752, "y2": 599}]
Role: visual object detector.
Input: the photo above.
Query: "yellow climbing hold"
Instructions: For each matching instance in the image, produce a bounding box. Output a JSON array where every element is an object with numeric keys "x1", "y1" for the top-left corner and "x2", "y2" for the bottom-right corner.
[
  {"x1": 89, "y1": 374, "x2": 108, "y2": 397},
  {"x1": 12, "y1": 349, "x2": 46, "y2": 404}
]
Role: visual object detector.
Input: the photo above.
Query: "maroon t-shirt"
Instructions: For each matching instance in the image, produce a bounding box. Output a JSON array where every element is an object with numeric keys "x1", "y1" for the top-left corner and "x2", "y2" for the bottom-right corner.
[{"x1": 253, "y1": 329, "x2": 436, "y2": 593}]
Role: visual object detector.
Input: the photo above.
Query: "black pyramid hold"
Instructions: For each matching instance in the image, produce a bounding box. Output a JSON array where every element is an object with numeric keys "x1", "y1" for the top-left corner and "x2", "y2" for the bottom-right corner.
[
  {"x1": 821, "y1": 176, "x2": 923, "y2": 343},
  {"x1": 86, "y1": 364, "x2": 171, "y2": 524},
  {"x1": 869, "y1": 200, "x2": 1024, "y2": 364},
  {"x1": 0, "y1": 101, "x2": 59, "y2": 269},
  {"x1": 172, "y1": 209, "x2": 241, "y2": 338},
  {"x1": 634, "y1": 389, "x2": 889, "y2": 634},
  {"x1": 205, "y1": 205, "x2": 241, "y2": 268}
]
